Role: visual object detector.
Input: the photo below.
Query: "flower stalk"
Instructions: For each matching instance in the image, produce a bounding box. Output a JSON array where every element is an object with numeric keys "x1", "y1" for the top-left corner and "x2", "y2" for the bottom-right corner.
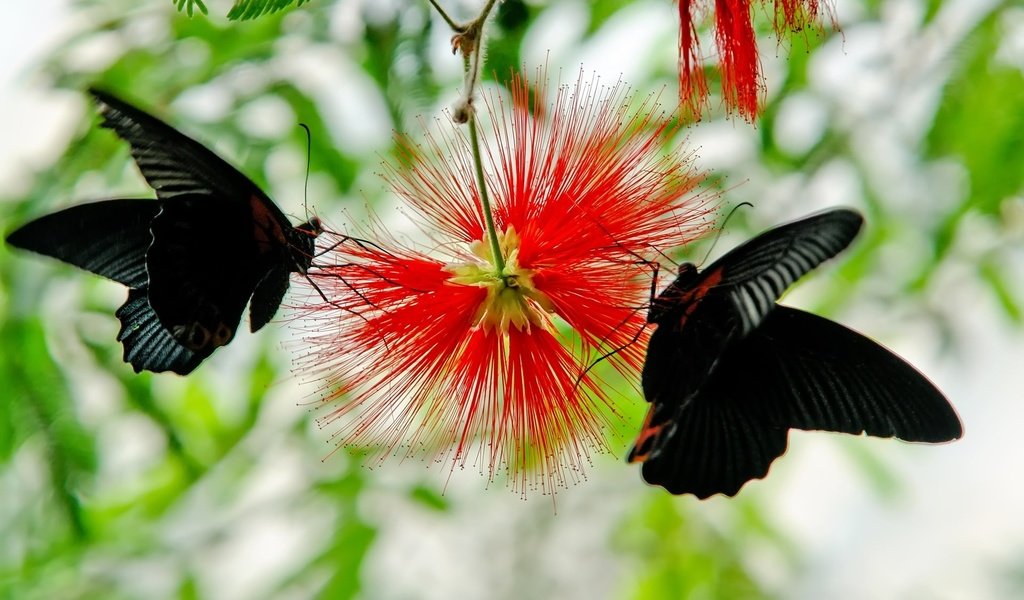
[
  {"x1": 467, "y1": 115, "x2": 506, "y2": 273},
  {"x1": 431, "y1": 0, "x2": 506, "y2": 272}
]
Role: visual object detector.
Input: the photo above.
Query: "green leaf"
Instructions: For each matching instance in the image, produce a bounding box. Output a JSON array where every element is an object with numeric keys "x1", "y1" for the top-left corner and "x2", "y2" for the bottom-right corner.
[
  {"x1": 409, "y1": 484, "x2": 450, "y2": 511},
  {"x1": 2, "y1": 317, "x2": 97, "y2": 539},
  {"x1": 174, "y1": 0, "x2": 208, "y2": 17},
  {"x1": 980, "y1": 257, "x2": 1024, "y2": 323},
  {"x1": 927, "y1": 13, "x2": 1024, "y2": 218},
  {"x1": 227, "y1": 0, "x2": 311, "y2": 21}
]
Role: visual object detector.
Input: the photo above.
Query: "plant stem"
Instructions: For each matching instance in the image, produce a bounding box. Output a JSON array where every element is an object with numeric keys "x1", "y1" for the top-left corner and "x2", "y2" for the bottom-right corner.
[
  {"x1": 425, "y1": 0, "x2": 461, "y2": 30},
  {"x1": 459, "y1": 0, "x2": 498, "y2": 106},
  {"x1": 427, "y1": 0, "x2": 505, "y2": 272},
  {"x1": 467, "y1": 110, "x2": 505, "y2": 272}
]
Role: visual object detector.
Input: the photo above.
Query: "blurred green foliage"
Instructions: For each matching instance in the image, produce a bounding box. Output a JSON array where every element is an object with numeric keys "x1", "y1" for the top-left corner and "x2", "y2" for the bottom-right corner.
[
  {"x1": 173, "y1": 0, "x2": 311, "y2": 20},
  {"x1": 0, "y1": 0, "x2": 1021, "y2": 598},
  {"x1": 227, "y1": 0, "x2": 311, "y2": 21}
]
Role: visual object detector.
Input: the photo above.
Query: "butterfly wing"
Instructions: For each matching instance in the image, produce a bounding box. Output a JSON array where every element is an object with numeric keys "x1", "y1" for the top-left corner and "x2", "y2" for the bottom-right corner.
[
  {"x1": 249, "y1": 268, "x2": 291, "y2": 332},
  {"x1": 738, "y1": 306, "x2": 963, "y2": 441},
  {"x1": 89, "y1": 89, "x2": 279, "y2": 210},
  {"x1": 248, "y1": 218, "x2": 319, "y2": 331},
  {"x1": 694, "y1": 208, "x2": 864, "y2": 335},
  {"x1": 146, "y1": 197, "x2": 277, "y2": 354},
  {"x1": 92, "y1": 89, "x2": 315, "y2": 330},
  {"x1": 636, "y1": 209, "x2": 865, "y2": 460},
  {"x1": 637, "y1": 305, "x2": 962, "y2": 497},
  {"x1": 636, "y1": 389, "x2": 790, "y2": 499},
  {"x1": 5, "y1": 199, "x2": 159, "y2": 287},
  {"x1": 116, "y1": 288, "x2": 204, "y2": 374}
]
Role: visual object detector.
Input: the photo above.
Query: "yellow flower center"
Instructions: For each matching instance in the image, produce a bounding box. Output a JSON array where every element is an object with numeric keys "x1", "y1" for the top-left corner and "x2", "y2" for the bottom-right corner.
[{"x1": 446, "y1": 227, "x2": 555, "y2": 334}]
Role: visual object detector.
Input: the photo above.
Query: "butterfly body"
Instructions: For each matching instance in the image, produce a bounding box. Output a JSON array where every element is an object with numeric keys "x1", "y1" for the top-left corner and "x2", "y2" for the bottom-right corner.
[
  {"x1": 6, "y1": 89, "x2": 320, "y2": 375},
  {"x1": 630, "y1": 208, "x2": 962, "y2": 498}
]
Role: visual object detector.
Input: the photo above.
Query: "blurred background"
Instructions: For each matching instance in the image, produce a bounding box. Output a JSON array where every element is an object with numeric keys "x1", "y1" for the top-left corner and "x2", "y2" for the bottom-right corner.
[{"x1": 1, "y1": 0, "x2": 1023, "y2": 598}]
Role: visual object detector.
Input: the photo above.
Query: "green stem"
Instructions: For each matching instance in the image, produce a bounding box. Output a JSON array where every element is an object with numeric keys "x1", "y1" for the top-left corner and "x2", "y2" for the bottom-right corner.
[
  {"x1": 427, "y1": 0, "x2": 505, "y2": 271},
  {"x1": 425, "y1": 0, "x2": 462, "y2": 30},
  {"x1": 467, "y1": 113, "x2": 505, "y2": 272}
]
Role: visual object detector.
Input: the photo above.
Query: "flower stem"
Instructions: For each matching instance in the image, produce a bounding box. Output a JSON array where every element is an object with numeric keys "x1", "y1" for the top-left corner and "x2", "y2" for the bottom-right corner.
[
  {"x1": 466, "y1": 111, "x2": 505, "y2": 272},
  {"x1": 425, "y1": 0, "x2": 461, "y2": 30},
  {"x1": 426, "y1": 0, "x2": 505, "y2": 272}
]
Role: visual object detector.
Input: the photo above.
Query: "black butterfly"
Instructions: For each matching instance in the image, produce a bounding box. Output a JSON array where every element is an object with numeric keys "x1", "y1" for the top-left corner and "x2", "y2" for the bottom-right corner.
[
  {"x1": 6, "y1": 88, "x2": 321, "y2": 375},
  {"x1": 628, "y1": 208, "x2": 962, "y2": 498}
]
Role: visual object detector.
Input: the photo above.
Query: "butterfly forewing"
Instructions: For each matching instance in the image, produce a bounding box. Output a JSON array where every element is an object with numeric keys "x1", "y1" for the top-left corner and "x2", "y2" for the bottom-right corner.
[
  {"x1": 250, "y1": 267, "x2": 292, "y2": 331},
  {"x1": 707, "y1": 208, "x2": 863, "y2": 335},
  {"x1": 6, "y1": 199, "x2": 160, "y2": 287},
  {"x1": 89, "y1": 89, "x2": 282, "y2": 216}
]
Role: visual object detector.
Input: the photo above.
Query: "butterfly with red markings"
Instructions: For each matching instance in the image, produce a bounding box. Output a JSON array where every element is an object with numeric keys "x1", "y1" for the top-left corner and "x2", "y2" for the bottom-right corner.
[
  {"x1": 6, "y1": 89, "x2": 321, "y2": 375},
  {"x1": 628, "y1": 208, "x2": 963, "y2": 498}
]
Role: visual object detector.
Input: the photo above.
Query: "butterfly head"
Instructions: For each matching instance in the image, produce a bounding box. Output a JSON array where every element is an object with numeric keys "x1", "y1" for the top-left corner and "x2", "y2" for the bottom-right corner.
[
  {"x1": 289, "y1": 217, "x2": 323, "y2": 274},
  {"x1": 674, "y1": 262, "x2": 699, "y2": 284},
  {"x1": 303, "y1": 216, "x2": 323, "y2": 235},
  {"x1": 647, "y1": 262, "x2": 701, "y2": 323}
]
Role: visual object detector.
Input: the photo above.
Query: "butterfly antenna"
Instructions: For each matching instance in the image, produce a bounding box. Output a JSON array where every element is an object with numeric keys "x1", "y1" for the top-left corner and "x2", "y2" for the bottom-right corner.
[
  {"x1": 299, "y1": 123, "x2": 313, "y2": 223},
  {"x1": 698, "y1": 202, "x2": 753, "y2": 266}
]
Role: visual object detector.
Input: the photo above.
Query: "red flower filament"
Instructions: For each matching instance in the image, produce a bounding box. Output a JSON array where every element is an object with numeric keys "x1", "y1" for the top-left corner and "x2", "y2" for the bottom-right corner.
[{"x1": 294, "y1": 72, "x2": 713, "y2": 494}]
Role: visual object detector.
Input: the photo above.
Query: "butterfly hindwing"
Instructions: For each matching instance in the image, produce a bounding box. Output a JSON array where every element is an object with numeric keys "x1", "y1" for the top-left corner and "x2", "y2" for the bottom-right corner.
[
  {"x1": 6, "y1": 199, "x2": 160, "y2": 287},
  {"x1": 116, "y1": 288, "x2": 204, "y2": 375},
  {"x1": 637, "y1": 387, "x2": 790, "y2": 499},
  {"x1": 638, "y1": 306, "x2": 962, "y2": 497},
  {"x1": 735, "y1": 306, "x2": 963, "y2": 442},
  {"x1": 146, "y1": 197, "x2": 276, "y2": 352}
]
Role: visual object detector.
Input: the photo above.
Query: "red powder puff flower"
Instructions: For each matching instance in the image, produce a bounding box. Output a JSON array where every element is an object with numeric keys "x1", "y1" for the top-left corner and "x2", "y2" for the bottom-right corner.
[
  {"x1": 678, "y1": 0, "x2": 836, "y2": 121},
  {"x1": 293, "y1": 71, "x2": 713, "y2": 494}
]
